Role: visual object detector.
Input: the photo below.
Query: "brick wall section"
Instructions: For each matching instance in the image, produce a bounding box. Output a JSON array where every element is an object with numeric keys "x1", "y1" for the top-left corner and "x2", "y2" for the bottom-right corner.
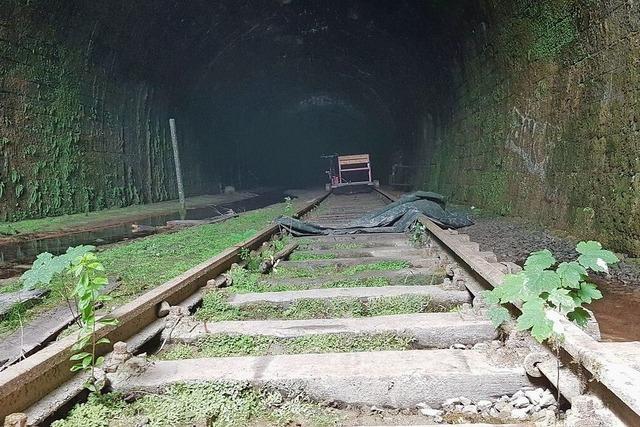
[
  {"x1": 418, "y1": 0, "x2": 640, "y2": 255},
  {"x1": 0, "y1": 5, "x2": 198, "y2": 221}
]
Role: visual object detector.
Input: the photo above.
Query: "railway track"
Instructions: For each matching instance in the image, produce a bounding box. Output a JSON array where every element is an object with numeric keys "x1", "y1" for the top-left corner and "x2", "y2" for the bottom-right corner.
[{"x1": 2, "y1": 189, "x2": 640, "y2": 426}]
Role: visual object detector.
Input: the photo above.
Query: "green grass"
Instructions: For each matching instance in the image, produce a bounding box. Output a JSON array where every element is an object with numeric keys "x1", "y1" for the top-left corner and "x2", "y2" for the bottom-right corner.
[
  {"x1": 334, "y1": 242, "x2": 364, "y2": 250},
  {"x1": 156, "y1": 332, "x2": 413, "y2": 360},
  {"x1": 0, "y1": 194, "x2": 241, "y2": 236},
  {"x1": 196, "y1": 292, "x2": 451, "y2": 322},
  {"x1": 288, "y1": 251, "x2": 337, "y2": 261},
  {"x1": 0, "y1": 203, "x2": 290, "y2": 337},
  {"x1": 227, "y1": 266, "x2": 391, "y2": 294},
  {"x1": 52, "y1": 383, "x2": 340, "y2": 427},
  {"x1": 273, "y1": 260, "x2": 410, "y2": 279}
]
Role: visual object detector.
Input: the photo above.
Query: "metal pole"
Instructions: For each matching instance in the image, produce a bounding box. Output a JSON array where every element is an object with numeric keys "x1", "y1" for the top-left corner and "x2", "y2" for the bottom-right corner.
[{"x1": 169, "y1": 118, "x2": 186, "y2": 220}]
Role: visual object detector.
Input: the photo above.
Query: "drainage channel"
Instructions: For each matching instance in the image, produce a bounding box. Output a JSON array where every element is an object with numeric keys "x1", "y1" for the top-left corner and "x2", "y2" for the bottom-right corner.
[{"x1": 3, "y1": 190, "x2": 639, "y2": 426}]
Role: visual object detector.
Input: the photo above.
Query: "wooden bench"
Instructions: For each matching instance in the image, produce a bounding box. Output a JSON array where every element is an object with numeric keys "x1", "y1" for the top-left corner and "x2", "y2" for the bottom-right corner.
[{"x1": 338, "y1": 154, "x2": 372, "y2": 184}]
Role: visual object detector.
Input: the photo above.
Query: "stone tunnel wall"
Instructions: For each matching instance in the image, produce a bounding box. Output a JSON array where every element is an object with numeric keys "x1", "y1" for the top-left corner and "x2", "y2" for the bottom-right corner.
[
  {"x1": 418, "y1": 0, "x2": 640, "y2": 255},
  {"x1": 0, "y1": 4, "x2": 205, "y2": 222}
]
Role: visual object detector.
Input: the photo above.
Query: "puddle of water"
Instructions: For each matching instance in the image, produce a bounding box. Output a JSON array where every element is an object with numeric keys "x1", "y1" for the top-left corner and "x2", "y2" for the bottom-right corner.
[
  {"x1": 0, "y1": 191, "x2": 290, "y2": 271},
  {"x1": 587, "y1": 280, "x2": 640, "y2": 342}
]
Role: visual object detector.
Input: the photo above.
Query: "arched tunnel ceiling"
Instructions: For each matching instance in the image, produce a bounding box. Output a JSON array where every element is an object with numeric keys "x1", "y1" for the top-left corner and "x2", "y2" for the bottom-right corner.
[{"x1": 46, "y1": 0, "x2": 474, "y2": 187}]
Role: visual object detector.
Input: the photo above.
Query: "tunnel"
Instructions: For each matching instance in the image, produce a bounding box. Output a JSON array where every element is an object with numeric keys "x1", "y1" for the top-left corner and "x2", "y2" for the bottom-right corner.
[{"x1": 1, "y1": 0, "x2": 639, "y2": 255}]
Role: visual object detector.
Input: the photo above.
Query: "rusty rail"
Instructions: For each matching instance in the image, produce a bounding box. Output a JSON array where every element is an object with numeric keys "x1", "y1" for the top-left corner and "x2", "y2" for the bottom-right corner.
[
  {"x1": 375, "y1": 187, "x2": 640, "y2": 425},
  {"x1": 0, "y1": 191, "x2": 329, "y2": 420}
]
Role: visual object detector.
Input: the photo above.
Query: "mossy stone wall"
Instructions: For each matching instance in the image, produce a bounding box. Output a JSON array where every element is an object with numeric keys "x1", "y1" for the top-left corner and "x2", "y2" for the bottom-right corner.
[
  {"x1": 419, "y1": 0, "x2": 640, "y2": 255},
  {"x1": 0, "y1": 3, "x2": 202, "y2": 222}
]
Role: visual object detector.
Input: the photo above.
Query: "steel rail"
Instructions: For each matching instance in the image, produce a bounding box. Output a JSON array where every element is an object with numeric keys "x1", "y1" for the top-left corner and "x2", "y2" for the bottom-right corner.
[
  {"x1": 375, "y1": 187, "x2": 640, "y2": 424},
  {"x1": 0, "y1": 191, "x2": 329, "y2": 420}
]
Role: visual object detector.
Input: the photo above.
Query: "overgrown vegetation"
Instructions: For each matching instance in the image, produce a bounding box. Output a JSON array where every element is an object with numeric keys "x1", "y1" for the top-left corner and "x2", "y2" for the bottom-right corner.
[
  {"x1": 288, "y1": 251, "x2": 337, "y2": 261},
  {"x1": 197, "y1": 292, "x2": 449, "y2": 322},
  {"x1": 0, "y1": 204, "x2": 290, "y2": 337},
  {"x1": 157, "y1": 332, "x2": 413, "y2": 360},
  {"x1": 227, "y1": 265, "x2": 392, "y2": 294},
  {"x1": 16, "y1": 245, "x2": 117, "y2": 389},
  {"x1": 485, "y1": 241, "x2": 618, "y2": 342},
  {"x1": 52, "y1": 383, "x2": 340, "y2": 427},
  {"x1": 273, "y1": 260, "x2": 409, "y2": 278}
]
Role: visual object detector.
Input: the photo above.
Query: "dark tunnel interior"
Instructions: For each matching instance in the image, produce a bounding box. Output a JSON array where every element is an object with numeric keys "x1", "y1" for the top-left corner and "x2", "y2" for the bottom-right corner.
[
  {"x1": 41, "y1": 0, "x2": 472, "y2": 189},
  {"x1": 12, "y1": 0, "x2": 639, "y2": 258}
]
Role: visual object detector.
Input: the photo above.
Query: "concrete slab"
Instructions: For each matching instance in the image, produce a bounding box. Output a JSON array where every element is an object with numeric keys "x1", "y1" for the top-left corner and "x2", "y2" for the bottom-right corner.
[
  {"x1": 108, "y1": 349, "x2": 531, "y2": 408},
  {"x1": 168, "y1": 312, "x2": 497, "y2": 348},
  {"x1": 227, "y1": 286, "x2": 472, "y2": 308}
]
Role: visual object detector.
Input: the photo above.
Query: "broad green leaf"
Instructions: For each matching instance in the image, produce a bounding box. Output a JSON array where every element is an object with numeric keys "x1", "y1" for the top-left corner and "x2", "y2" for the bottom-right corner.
[
  {"x1": 482, "y1": 289, "x2": 500, "y2": 305},
  {"x1": 547, "y1": 288, "x2": 577, "y2": 314},
  {"x1": 21, "y1": 252, "x2": 57, "y2": 290},
  {"x1": 96, "y1": 337, "x2": 110, "y2": 345},
  {"x1": 99, "y1": 318, "x2": 118, "y2": 326},
  {"x1": 523, "y1": 269, "x2": 560, "y2": 296},
  {"x1": 69, "y1": 352, "x2": 92, "y2": 361},
  {"x1": 576, "y1": 241, "x2": 619, "y2": 272},
  {"x1": 488, "y1": 305, "x2": 511, "y2": 327},
  {"x1": 574, "y1": 282, "x2": 603, "y2": 304},
  {"x1": 495, "y1": 274, "x2": 527, "y2": 303},
  {"x1": 82, "y1": 355, "x2": 93, "y2": 368},
  {"x1": 524, "y1": 249, "x2": 556, "y2": 271},
  {"x1": 70, "y1": 364, "x2": 85, "y2": 372},
  {"x1": 567, "y1": 307, "x2": 591, "y2": 327},
  {"x1": 556, "y1": 261, "x2": 587, "y2": 289},
  {"x1": 95, "y1": 356, "x2": 105, "y2": 366},
  {"x1": 516, "y1": 298, "x2": 553, "y2": 342}
]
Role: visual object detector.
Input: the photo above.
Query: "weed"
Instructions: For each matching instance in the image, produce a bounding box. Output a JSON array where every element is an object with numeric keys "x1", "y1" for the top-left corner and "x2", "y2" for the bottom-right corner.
[
  {"x1": 52, "y1": 383, "x2": 340, "y2": 427},
  {"x1": 157, "y1": 333, "x2": 413, "y2": 360},
  {"x1": 485, "y1": 241, "x2": 618, "y2": 342},
  {"x1": 0, "y1": 204, "x2": 289, "y2": 337},
  {"x1": 334, "y1": 242, "x2": 363, "y2": 250},
  {"x1": 197, "y1": 292, "x2": 452, "y2": 321},
  {"x1": 288, "y1": 251, "x2": 336, "y2": 261}
]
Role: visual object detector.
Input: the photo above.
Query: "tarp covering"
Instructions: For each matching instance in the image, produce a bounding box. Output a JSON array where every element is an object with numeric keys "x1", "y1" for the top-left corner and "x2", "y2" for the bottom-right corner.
[{"x1": 276, "y1": 191, "x2": 473, "y2": 235}]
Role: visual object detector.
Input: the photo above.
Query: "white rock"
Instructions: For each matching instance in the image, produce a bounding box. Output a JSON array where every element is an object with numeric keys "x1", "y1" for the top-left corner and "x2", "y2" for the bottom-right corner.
[
  {"x1": 433, "y1": 415, "x2": 443, "y2": 423},
  {"x1": 370, "y1": 405, "x2": 383, "y2": 413},
  {"x1": 451, "y1": 343, "x2": 467, "y2": 349},
  {"x1": 461, "y1": 404, "x2": 478, "y2": 415},
  {"x1": 525, "y1": 389, "x2": 542, "y2": 404},
  {"x1": 512, "y1": 396, "x2": 530, "y2": 408},
  {"x1": 499, "y1": 395, "x2": 510, "y2": 402},
  {"x1": 459, "y1": 397, "x2": 472, "y2": 406},
  {"x1": 441, "y1": 397, "x2": 460, "y2": 410},
  {"x1": 494, "y1": 401, "x2": 512, "y2": 412},
  {"x1": 511, "y1": 407, "x2": 529, "y2": 420},
  {"x1": 510, "y1": 390, "x2": 525, "y2": 401},
  {"x1": 420, "y1": 408, "x2": 444, "y2": 417},
  {"x1": 539, "y1": 393, "x2": 556, "y2": 408},
  {"x1": 472, "y1": 342, "x2": 490, "y2": 350},
  {"x1": 476, "y1": 400, "x2": 493, "y2": 411}
]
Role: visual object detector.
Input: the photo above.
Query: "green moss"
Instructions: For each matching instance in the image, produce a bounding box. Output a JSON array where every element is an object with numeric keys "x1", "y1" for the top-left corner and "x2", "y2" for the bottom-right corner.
[
  {"x1": 273, "y1": 260, "x2": 409, "y2": 279},
  {"x1": 288, "y1": 251, "x2": 337, "y2": 261},
  {"x1": 157, "y1": 332, "x2": 413, "y2": 360},
  {"x1": 197, "y1": 293, "x2": 452, "y2": 322},
  {"x1": 334, "y1": 242, "x2": 363, "y2": 250},
  {"x1": 228, "y1": 269, "x2": 392, "y2": 294},
  {"x1": 0, "y1": 204, "x2": 288, "y2": 337},
  {"x1": 52, "y1": 383, "x2": 339, "y2": 427}
]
